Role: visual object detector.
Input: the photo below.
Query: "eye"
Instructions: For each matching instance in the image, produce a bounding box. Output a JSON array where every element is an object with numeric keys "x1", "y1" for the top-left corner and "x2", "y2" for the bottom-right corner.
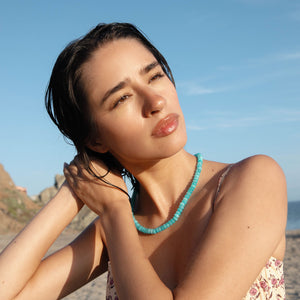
[
  {"x1": 149, "y1": 72, "x2": 165, "y2": 83},
  {"x1": 113, "y1": 94, "x2": 131, "y2": 108}
]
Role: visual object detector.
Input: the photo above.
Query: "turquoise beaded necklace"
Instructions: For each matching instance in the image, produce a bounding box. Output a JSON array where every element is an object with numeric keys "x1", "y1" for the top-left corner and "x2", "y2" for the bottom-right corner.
[{"x1": 130, "y1": 153, "x2": 203, "y2": 234}]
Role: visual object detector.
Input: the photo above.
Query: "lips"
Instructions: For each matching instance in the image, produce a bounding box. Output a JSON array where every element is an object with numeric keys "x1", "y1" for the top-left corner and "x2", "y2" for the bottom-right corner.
[{"x1": 152, "y1": 113, "x2": 179, "y2": 137}]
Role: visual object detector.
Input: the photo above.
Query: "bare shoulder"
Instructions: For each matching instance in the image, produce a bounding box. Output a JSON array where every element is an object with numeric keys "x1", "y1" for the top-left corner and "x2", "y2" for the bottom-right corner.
[
  {"x1": 204, "y1": 154, "x2": 286, "y2": 199},
  {"x1": 216, "y1": 154, "x2": 287, "y2": 230},
  {"x1": 234, "y1": 154, "x2": 285, "y2": 179},
  {"x1": 174, "y1": 156, "x2": 287, "y2": 298},
  {"x1": 228, "y1": 154, "x2": 286, "y2": 196}
]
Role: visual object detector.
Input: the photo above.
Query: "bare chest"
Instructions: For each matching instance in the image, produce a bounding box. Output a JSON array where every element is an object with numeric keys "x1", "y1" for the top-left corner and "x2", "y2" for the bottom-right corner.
[{"x1": 138, "y1": 196, "x2": 213, "y2": 289}]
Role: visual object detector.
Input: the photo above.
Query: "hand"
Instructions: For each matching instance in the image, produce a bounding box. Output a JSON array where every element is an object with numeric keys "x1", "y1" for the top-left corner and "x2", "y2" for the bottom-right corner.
[{"x1": 64, "y1": 156, "x2": 129, "y2": 216}]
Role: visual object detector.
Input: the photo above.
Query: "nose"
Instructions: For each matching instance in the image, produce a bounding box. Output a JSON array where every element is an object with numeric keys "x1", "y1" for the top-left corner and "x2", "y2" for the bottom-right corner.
[{"x1": 141, "y1": 87, "x2": 166, "y2": 117}]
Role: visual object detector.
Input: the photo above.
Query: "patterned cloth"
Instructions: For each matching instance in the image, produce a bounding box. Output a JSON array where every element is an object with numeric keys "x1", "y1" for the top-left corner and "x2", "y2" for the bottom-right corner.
[
  {"x1": 106, "y1": 257, "x2": 285, "y2": 299},
  {"x1": 243, "y1": 256, "x2": 285, "y2": 300},
  {"x1": 106, "y1": 262, "x2": 118, "y2": 300}
]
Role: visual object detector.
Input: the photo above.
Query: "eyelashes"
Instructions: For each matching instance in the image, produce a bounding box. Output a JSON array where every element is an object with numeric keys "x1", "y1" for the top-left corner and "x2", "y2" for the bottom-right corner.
[
  {"x1": 112, "y1": 71, "x2": 165, "y2": 108},
  {"x1": 149, "y1": 72, "x2": 165, "y2": 83},
  {"x1": 113, "y1": 94, "x2": 131, "y2": 108}
]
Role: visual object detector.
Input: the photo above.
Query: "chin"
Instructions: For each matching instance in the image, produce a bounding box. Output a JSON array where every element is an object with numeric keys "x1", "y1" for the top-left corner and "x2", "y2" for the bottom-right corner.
[{"x1": 156, "y1": 133, "x2": 187, "y2": 159}]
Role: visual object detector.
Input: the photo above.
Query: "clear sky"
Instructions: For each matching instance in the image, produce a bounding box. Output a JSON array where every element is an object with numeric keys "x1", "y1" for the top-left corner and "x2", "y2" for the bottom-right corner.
[{"x1": 0, "y1": 0, "x2": 299, "y2": 201}]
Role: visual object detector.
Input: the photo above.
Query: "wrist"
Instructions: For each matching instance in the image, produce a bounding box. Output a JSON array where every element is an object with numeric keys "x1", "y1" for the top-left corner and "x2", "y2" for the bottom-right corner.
[
  {"x1": 100, "y1": 199, "x2": 133, "y2": 230},
  {"x1": 58, "y1": 181, "x2": 84, "y2": 211}
]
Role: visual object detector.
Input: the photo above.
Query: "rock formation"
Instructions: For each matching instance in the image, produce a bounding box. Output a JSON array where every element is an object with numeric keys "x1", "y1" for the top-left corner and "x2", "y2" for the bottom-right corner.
[
  {"x1": 0, "y1": 164, "x2": 41, "y2": 234},
  {"x1": 0, "y1": 164, "x2": 98, "y2": 234},
  {"x1": 36, "y1": 174, "x2": 65, "y2": 204}
]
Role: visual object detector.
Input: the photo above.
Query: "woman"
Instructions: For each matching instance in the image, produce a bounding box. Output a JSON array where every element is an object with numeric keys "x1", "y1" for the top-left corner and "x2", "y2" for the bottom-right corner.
[{"x1": 0, "y1": 23, "x2": 287, "y2": 299}]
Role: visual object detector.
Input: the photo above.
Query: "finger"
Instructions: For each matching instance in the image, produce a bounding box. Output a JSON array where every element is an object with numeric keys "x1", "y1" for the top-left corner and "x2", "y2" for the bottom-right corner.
[
  {"x1": 68, "y1": 158, "x2": 91, "y2": 181},
  {"x1": 63, "y1": 163, "x2": 77, "y2": 188},
  {"x1": 72, "y1": 158, "x2": 87, "y2": 179},
  {"x1": 73, "y1": 155, "x2": 83, "y2": 167},
  {"x1": 64, "y1": 163, "x2": 87, "y2": 199}
]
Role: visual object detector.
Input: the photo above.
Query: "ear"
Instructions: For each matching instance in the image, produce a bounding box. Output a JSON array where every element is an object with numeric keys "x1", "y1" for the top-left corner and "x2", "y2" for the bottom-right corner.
[{"x1": 87, "y1": 141, "x2": 109, "y2": 154}]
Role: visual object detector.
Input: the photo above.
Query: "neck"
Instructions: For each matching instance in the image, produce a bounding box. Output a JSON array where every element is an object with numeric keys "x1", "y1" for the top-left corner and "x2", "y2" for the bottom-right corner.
[{"x1": 125, "y1": 150, "x2": 199, "y2": 219}]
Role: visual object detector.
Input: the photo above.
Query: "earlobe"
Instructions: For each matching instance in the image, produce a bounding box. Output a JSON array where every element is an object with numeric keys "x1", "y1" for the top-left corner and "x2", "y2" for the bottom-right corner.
[{"x1": 88, "y1": 141, "x2": 109, "y2": 154}]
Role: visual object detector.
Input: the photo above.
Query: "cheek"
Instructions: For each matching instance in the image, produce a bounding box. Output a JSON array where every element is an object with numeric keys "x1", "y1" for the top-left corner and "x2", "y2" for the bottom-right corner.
[{"x1": 95, "y1": 114, "x2": 143, "y2": 149}]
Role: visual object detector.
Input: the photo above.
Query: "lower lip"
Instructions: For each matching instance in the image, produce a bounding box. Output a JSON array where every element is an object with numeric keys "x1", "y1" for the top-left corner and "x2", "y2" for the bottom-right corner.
[{"x1": 152, "y1": 114, "x2": 179, "y2": 137}]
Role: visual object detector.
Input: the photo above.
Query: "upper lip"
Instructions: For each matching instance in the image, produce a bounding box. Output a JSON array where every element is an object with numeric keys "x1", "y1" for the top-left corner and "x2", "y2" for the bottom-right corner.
[{"x1": 152, "y1": 113, "x2": 179, "y2": 136}]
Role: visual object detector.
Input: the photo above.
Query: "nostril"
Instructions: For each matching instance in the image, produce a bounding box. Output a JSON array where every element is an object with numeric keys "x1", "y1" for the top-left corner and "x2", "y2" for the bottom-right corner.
[{"x1": 151, "y1": 109, "x2": 161, "y2": 115}]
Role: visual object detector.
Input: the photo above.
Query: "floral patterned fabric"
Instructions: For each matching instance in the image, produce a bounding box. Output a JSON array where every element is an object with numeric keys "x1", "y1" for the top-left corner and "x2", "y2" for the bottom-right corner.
[
  {"x1": 106, "y1": 262, "x2": 118, "y2": 300},
  {"x1": 243, "y1": 256, "x2": 285, "y2": 300},
  {"x1": 106, "y1": 257, "x2": 285, "y2": 299}
]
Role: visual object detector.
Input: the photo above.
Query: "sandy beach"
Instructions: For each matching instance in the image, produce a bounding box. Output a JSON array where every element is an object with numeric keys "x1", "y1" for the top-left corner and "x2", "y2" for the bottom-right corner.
[{"x1": 1, "y1": 230, "x2": 299, "y2": 300}]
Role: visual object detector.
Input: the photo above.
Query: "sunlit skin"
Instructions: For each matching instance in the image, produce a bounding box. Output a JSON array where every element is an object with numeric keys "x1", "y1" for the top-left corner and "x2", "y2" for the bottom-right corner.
[
  {"x1": 76, "y1": 38, "x2": 287, "y2": 295},
  {"x1": 0, "y1": 37, "x2": 287, "y2": 300},
  {"x1": 81, "y1": 38, "x2": 188, "y2": 167},
  {"x1": 80, "y1": 38, "x2": 196, "y2": 221}
]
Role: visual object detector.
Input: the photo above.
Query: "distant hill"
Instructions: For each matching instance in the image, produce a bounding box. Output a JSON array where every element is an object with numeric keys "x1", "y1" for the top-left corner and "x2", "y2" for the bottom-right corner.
[
  {"x1": 0, "y1": 164, "x2": 41, "y2": 234},
  {"x1": 0, "y1": 164, "x2": 97, "y2": 234}
]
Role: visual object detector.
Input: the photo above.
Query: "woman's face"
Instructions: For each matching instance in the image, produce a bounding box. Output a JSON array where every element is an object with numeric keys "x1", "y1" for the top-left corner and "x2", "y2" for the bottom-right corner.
[{"x1": 81, "y1": 38, "x2": 187, "y2": 167}]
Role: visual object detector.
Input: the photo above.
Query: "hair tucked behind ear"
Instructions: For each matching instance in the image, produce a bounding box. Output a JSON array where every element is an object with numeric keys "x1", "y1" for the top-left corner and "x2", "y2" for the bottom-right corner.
[{"x1": 45, "y1": 22, "x2": 175, "y2": 192}]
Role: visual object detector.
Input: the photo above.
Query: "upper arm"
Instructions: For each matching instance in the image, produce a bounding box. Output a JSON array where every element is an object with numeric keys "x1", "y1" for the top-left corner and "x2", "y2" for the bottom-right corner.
[
  {"x1": 175, "y1": 155, "x2": 287, "y2": 300},
  {"x1": 15, "y1": 218, "x2": 108, "y2": 300}
]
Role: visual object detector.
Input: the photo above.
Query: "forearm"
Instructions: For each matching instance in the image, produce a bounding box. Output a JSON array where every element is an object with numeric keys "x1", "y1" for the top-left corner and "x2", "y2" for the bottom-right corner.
[
  {"x1": 100, "y1": 201, "x2": 173, "y2": 300},
  {"x1": 0, "y1": 182, "x2": 83, "y2": 299}
]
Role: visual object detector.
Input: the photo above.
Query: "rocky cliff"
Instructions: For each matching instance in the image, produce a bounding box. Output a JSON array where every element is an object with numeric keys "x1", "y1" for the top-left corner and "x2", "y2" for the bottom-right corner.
[
  {"x1": 0, "y1": 164, "x2": 97, "y2": 234},
  {"x1": 0, "y1": 164, "x2": 41, "y2": 234}
]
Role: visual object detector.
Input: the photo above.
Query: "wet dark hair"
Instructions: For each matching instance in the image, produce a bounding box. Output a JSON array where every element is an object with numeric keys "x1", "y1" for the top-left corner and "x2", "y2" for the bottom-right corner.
[{"x1": 45, "y1": 22, "x2": 175, "y2": 191}]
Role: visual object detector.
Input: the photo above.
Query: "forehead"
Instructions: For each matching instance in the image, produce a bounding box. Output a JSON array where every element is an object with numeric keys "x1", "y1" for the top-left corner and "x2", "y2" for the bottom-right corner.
[{"x1": 81, "y1": 38, "x2": 156, "y2": 97}]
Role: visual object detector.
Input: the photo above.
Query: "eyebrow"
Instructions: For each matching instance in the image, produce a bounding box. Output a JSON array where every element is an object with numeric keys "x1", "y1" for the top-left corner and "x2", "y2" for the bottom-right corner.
[
  {"x1": 101, "y1": 61, "x2": 160, "y2": 103},
  {"x1": 140, "y1": 61, "x2": 159, "y2": 75},
  {"x1": 102, "y1": 81, "x2": 127, "y2": 103}
]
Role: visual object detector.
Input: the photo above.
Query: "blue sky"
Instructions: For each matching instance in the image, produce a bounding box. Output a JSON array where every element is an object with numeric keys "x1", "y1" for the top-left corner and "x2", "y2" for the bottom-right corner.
[{"x1": 0, "y1": 0, "x2": 299, "y2": 201}]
